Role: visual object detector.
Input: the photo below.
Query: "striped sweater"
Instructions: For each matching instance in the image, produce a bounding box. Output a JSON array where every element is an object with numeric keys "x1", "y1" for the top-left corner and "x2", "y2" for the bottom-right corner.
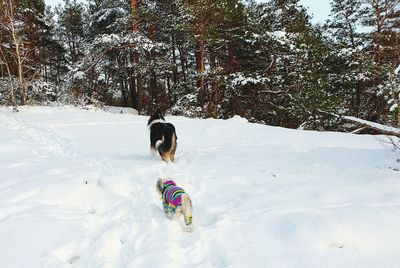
[{"x1": 162, "y1": 180, "x2": 185, "y2": 213}]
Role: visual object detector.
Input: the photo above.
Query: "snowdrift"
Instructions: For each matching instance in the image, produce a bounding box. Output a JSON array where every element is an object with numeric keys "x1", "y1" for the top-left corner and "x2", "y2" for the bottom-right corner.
[{"x1": 0, "y1": 106, "x2": 399, "y2": 267}]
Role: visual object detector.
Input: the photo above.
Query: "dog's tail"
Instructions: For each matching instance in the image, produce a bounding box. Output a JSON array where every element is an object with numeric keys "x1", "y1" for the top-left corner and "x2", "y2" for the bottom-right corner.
[
  {"x1": 158, "y1": 131, "x2": 176, "y2": 155},
  {"x1": 151, "y1": 136, "x2": 164, "y2": 156},
  {"x1": 181, "y1": 193, "x2": 193, "y2": 226}
]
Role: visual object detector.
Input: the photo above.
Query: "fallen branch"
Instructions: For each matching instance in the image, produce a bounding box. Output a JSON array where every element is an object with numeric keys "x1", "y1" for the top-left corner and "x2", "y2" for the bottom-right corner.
[
  {"x1": 317, "y1": 109, "x2": 400, "y2": 138},
  {"x1": 258, "y1": 90, "x2": 286, "y2": 94},
  {"x1": 342, "y1": 116, "x2": 400, "y2": 138},
  {"x1": 351, "y1": 126, "x2": 368, "y2": 134}
]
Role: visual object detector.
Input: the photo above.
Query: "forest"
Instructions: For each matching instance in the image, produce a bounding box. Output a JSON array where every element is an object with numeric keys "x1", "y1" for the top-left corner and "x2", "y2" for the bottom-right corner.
[{"x1": 0, "y1": 0, "x2": 399, "y2": 131}]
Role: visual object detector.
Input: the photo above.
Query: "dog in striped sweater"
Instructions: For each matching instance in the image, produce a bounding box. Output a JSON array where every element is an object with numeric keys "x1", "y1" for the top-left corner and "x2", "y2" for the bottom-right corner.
[{"x1": 156, "y1": 178, "x2": 193, "y2": 232}]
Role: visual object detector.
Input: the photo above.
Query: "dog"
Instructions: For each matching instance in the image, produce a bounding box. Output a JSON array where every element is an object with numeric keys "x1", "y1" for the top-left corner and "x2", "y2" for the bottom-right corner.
[
  {"x1": 156, "y1": 178, "x2": 193, "y2": 232},
  {"x1": 147, "y1": 108, "x2": 177, "y2": 162}
]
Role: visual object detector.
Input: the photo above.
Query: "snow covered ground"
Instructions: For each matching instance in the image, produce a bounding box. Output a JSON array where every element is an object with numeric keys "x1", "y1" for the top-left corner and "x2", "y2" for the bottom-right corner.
[{"x1": 0, "y1": 106, "x2": 399, "y2": 268}]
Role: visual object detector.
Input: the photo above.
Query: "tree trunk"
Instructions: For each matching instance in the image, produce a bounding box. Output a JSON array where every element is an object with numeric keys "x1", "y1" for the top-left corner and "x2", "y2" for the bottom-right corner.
[
  {"x1": 131, "y1": 0, "x2": 138, "y2": 32},
  {"x1": 131, "y1": 0, "x2": 142, "y2": 113},
  {"x1": 166, "y1": 76, "x2": 171, "y2": 101},
  {"x1": 8, "y1": 0, "x2": 26, "y2": 104},
  {"x1": 121, "y1": 78, "x2": 128, "y2": 107},
  {"x1": 227, "y1": 42, "x2": 237, "y2": 73},
  {"x1": 178, "y1": 46, "x2": 187, "y2": 82},
  {"x1": 129, "y1": 70, "x2": 138, "y2": 108},
  {"x1": 373, "y1": 0, "x2": 382, "y2": 85},
  {"x1": 171, "y1": 33, "x2": 178, "y2": 85},
  {"x1": 150, "y1": 70, "x2": 158, "y2": 105},
  {"x1": 208, "y1": 49, "x2": 218, "y2": 116},
  {"x1": 135, "y1": 53, "x2": 143, "y2": 111},
  {"x1": 0, "y1": 45, "x2": 16, "y2": 106},
  {"x1": 197, "y1": 18, "x2": 206, "y2": 105},
  {"x1": 371, "y1": 0, "x2": 387, "y2": 121}
]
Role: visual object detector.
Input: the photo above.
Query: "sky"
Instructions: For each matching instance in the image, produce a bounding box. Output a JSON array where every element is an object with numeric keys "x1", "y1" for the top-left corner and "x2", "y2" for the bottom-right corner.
[
  {"x1": 299, "y1": 0, "x2": 331, "y2": 24},
  {"x1": 45, "y1": 0, "x2": 332, "y2": 24},
  {"x1": 45, "y1": 0, "x2": 64, "y2": 7}
]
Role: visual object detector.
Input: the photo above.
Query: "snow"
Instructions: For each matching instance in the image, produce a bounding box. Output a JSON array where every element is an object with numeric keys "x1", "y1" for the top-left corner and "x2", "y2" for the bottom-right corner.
[
  {"x1": 73, "y1": 71, "x2": 85, "y2": 80},
  {"x1": 1, "y1": 106, "x2": 400, "y2": 267},
  {"x1": 104, "y1": 106, "x2": 138, "y2": 115},
  {"x1": 230, "y1": 72, "x2": 270, "y2": 86},
  {"x1": 390, "y1": 103, "x2": 398, "y2": 112},
  {"x1": 94, "y1": 33, "x2": 159, "y2": 53},
  {"x1": 395, "y1": 65, "x2": 400, "y2": 75}
]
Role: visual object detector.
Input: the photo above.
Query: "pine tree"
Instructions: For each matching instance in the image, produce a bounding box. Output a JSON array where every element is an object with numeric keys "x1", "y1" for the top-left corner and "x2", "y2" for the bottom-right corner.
[
  {"x1": 41, "y1": 6, "x2": 68, "y2": 86},
  {"x1": 56, "y1": 0, "x2": 85, "y2": 65},
  {"x1": 360, "y1": 0, "x2": 400, "y2": 122},
  {"x1": 327, "y1": 0, "x2": 369, "y2": 117}
]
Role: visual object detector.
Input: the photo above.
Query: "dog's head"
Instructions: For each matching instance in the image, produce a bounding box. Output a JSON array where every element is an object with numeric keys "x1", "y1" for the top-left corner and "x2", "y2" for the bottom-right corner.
[
  {"x1": 148, "y1": 108, "x2": 165, "y2": 126},
  {"x1": 156, "y1": 178, "x2": 165, "y2": 196},
  {"x1": 156, "y1": 178, "x2": 176, "y2": 196}
]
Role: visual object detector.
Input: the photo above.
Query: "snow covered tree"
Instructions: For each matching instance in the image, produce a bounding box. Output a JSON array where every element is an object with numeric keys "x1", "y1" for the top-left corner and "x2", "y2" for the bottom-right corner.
[
  {"x1": 386, "y1": 65, "x2": 400, "y2": 126},
  {"x1": 326, "y1": 0, "x2": 400, "y2": 129},
  {"x1": 0, "y1": 0, "x2": 29, "y2": 105},
  {"x1": 55, "y1": 0, "x2": 85, "y2": 65},
  {"x1": 4, "y1": 0, "x2": 398, "y2": 132},
  {"x1": 358, "y1": 0, "x2": 400, "y2": 122},
  {"x1": 216, "y1": 0, "x2": 339, "y2": 129},
  {"x1": 0, "y1": 0, "x2": 52, "y2": 105},
  {"x1": 326, "y1": 0, "x2": 369, "y2": 118},
  {"x1": 40, "y1": 7, "x2": 68, "y2": 86}
]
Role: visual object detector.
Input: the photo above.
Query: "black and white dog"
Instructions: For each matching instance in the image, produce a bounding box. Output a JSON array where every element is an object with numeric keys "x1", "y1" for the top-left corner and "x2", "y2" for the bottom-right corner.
[{"x1": 147, "y1": 108, "x2": 177, "y2": 162}]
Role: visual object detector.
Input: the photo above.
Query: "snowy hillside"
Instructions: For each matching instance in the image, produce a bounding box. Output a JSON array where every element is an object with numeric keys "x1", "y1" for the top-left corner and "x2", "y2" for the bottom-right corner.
[{"x1": 1, "y1": 106, "x2": 399, "y2": 268}]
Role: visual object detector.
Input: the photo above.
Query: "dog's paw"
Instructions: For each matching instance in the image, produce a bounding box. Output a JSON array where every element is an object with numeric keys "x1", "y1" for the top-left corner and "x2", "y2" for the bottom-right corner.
[{"x1": 184, "y1": 224, "x2": 193, "y2": 233}]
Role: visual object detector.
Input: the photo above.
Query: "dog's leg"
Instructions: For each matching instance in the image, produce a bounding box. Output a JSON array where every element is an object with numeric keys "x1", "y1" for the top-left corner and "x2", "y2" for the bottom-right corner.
[
  {"x1": 163, "y1": 202, "x2": 173, "y2": 219},
  {"x1": 150, "y1": 131, "x2": 159, "y2": 156},
  {"x1": 151, "y1": 146, "x2": 158, "y2": 156},
  {"x1": 165, "y1": 205, "x2": 175, "y2": 220},
  {"x1": 181, "y1": 194, "x2": 193, "y2": 232},
  {"x1": 151, "y1": 134, "x2": 164, "y2": 157},
  {"x1": 166, "y1": 150, "x2": 173, "y2": 162},
  {"x1": 170, "y1": 133, "x2": 177, "y2": 162},
  {"x1": 168, "y1": 149, "x2": 174, "y2": 162},
  {"x1": 161, "y1": 152, "x2": 170, "y2": 162}
]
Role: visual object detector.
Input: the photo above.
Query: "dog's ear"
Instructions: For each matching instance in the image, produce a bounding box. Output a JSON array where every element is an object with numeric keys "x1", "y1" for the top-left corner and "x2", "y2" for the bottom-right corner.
[
  {"x1": 157, "y1": 108, "x2": 165, "y2": 121},
  {"x1": 156, "y1": 108, "x2": 163, "y2": 118},
  {"x1": 156, "y1": 178, "x2": 164, "y2": 194}
]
